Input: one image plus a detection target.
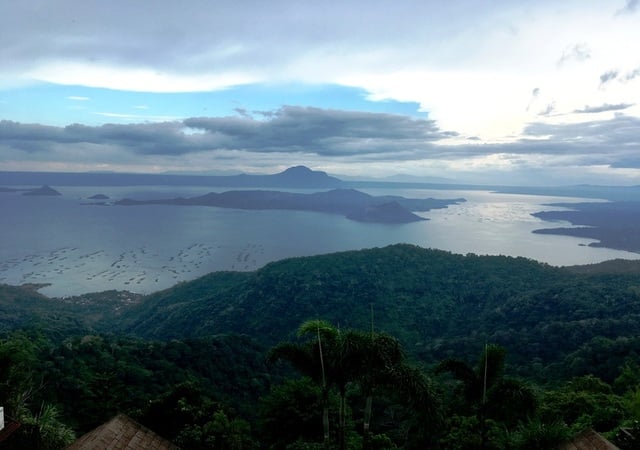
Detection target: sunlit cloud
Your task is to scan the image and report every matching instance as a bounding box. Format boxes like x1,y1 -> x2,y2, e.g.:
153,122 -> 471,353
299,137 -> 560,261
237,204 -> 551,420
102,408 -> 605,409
26,62 -> 261,93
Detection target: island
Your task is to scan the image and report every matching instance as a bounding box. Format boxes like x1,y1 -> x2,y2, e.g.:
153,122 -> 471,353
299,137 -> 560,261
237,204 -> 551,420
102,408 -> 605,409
82,193 -> 112,206
115,188 -> 465,224
532,201 -> 640,253
22,185 -> 62,196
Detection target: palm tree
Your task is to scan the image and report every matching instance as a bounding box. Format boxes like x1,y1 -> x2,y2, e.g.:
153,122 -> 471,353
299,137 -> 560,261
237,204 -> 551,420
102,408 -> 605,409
436,344 -> 536,449
292,320 -> 367,450
268,321 -> 329,445
269,320 -> 440,450
357,332 -> 431,447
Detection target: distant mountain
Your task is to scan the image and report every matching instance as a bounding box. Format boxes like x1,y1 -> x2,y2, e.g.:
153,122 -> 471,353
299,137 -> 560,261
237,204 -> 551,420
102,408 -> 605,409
115,188 -> 465,224
0,166 -> 344,189
225,165 -> 343,188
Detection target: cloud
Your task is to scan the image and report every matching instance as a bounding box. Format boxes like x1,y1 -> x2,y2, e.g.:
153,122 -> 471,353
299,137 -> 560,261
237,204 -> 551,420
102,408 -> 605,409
2,1 -> 640,183
522,115 -> 640,150
538,102 -> 556,116
92,112 -> 181,122
67,96 -> 90,101
182,106 -> 456,156
624,67 -> 640,81
0,0 -> 492,92
574,103 -> 634,114
598,67 -> 640,87
3,108 -> 640,179
526,88 -> 540,112
599,70 -> 620,87
0,107 -> 455,159
233,108 -> 252,118
557,43 -> 591,66
1,1 -> 639,150
617,0 -> 639,15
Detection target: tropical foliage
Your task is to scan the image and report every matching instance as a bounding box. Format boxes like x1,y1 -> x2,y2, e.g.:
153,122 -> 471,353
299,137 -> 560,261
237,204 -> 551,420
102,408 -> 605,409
0,244 -> 639,448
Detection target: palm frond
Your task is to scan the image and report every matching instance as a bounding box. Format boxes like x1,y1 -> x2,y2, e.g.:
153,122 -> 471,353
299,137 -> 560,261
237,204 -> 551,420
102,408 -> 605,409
297,319 -> 337,340
477,344 -> 506,390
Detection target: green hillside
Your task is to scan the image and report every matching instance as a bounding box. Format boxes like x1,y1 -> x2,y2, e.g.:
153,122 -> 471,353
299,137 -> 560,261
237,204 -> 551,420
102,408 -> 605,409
3,244 -> 640,383
112,244 -> 640,382
2,244 -> 640,448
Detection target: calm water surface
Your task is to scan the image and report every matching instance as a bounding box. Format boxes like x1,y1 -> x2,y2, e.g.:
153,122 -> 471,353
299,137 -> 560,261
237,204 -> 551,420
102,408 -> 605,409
1,186 -> 637,297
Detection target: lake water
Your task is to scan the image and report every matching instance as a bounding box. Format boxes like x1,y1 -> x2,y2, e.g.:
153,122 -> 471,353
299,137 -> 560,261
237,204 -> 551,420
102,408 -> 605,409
1,185 -> 637,297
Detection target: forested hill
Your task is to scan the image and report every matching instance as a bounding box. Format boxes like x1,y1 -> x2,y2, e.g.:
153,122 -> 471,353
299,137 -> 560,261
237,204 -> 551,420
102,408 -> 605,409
4,244 -> 640,447
2,244 -> 640,381
110,244 -> 640,382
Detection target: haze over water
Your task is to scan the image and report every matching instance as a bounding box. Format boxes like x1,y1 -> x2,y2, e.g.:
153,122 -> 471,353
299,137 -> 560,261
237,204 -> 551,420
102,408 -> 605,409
1,186 -> 637,297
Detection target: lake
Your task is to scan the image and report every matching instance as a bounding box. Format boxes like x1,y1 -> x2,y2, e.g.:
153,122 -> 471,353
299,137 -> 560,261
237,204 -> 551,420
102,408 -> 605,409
1,185 -> 637,297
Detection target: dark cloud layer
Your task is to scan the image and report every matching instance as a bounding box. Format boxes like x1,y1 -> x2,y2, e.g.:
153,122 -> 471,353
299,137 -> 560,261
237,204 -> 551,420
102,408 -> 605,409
2,107 -> 640,171
0,0 -> 487,83
0,121 -> 187,154
523,115 -> 640,151
0,107 -> 455,158
184,106 -> 456,155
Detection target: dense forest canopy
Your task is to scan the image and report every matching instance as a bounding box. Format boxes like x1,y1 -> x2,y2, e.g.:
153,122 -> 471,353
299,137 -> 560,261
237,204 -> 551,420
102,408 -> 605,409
1,244 -> 640,448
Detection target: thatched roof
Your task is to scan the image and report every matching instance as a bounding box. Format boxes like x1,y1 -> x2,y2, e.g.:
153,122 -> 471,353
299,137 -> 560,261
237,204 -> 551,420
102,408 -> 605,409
561,428 -> 620,450
65,414 -> 180,450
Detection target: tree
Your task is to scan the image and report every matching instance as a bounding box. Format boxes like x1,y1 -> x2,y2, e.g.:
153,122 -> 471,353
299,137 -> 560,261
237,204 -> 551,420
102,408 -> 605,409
7,403 -> 75,450
269,320 -> 439,449
259,377 -> 331,449
507,418 -> 571,450
539,375 -> 625,433
139,381 -> 256,449
268,320 -> 336,446
436,344 -> 536,449
0,334 -> 75,449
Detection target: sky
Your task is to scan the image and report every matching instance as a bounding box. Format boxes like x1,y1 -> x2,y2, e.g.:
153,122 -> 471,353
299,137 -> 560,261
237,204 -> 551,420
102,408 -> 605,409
1,0 -> 639,185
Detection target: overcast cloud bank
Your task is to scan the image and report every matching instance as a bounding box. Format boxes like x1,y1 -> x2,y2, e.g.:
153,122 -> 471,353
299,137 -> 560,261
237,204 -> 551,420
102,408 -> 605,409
1,0 -> 639,185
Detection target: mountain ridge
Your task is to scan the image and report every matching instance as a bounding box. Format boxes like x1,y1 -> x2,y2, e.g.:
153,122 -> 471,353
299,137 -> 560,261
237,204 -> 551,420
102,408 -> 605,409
0,166 -> 343,188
